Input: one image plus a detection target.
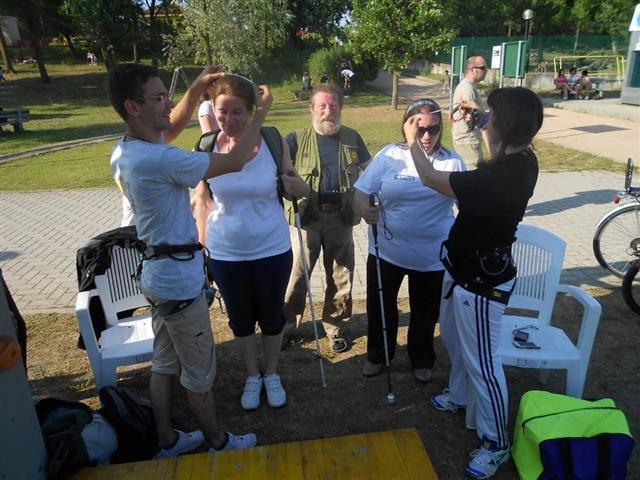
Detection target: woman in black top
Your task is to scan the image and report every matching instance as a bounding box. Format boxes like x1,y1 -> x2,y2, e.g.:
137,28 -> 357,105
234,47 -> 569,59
403,87 -> 544,480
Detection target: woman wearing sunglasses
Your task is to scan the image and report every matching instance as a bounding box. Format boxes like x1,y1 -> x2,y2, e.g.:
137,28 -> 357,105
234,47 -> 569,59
353,98 -> 467,383
404,87 -> 543,479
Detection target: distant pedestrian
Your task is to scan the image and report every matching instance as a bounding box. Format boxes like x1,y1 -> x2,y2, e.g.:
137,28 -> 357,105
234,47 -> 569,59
0,67 -> 6,82
443,70 -> 450,92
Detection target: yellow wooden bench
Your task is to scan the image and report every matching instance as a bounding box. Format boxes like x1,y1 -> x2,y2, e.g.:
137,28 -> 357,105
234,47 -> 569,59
73,428 -> 439,479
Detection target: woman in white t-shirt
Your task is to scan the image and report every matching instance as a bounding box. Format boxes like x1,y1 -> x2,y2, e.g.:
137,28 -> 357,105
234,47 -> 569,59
198,86 -> 219,133
194,75 -> 307,412
353,98 -> 467,383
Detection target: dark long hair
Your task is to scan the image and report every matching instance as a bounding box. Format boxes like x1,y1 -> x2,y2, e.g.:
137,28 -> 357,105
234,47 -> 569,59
486,87 -> 543,163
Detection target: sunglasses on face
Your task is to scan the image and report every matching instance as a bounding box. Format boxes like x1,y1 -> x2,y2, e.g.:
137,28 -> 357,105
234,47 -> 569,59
134,92 -> 169,104
418,124 -> 441,136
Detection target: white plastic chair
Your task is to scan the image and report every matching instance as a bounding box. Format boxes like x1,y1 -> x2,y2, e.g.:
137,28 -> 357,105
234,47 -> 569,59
76,245 -> 154,391
501,224 -> 602,398
465,225 -> 602,429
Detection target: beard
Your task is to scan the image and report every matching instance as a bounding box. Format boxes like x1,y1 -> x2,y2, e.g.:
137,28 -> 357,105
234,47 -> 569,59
313,114 -> 341,136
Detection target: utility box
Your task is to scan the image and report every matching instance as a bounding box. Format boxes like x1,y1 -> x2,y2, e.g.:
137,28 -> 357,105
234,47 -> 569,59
621,4 -> 640,106
0,278 -> 47,479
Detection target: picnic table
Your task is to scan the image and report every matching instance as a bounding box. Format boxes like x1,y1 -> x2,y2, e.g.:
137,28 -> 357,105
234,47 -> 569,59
0,109 -> 31,132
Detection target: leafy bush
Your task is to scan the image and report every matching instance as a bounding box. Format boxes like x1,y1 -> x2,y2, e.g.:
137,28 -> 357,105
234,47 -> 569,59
308,46 -> 380,92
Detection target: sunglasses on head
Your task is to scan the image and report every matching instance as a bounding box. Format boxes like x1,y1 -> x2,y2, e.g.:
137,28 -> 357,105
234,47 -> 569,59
418,124 -> 441,136
405,99 -> 439,117
474,65 -> 487,70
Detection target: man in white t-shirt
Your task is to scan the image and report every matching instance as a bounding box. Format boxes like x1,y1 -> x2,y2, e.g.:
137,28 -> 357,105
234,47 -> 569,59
107,63 -> 271,458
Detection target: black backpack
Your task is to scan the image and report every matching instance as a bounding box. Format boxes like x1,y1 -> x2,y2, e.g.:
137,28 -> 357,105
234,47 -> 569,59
98,386 -> 158,463
196,126 -> 285,205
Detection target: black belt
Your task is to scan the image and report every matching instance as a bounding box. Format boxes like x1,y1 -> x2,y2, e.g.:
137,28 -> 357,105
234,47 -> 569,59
143,243 -> 203,261
318,204 -> 341,213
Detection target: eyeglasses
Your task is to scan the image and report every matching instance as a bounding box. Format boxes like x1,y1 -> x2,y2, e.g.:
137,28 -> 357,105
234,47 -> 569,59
418,124 -> 441,136
474,65 -> 488,71
134,92 -> 169,104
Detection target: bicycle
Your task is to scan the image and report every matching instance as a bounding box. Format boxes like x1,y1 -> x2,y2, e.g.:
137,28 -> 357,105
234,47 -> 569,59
592,158 -> 640,278
622,245 -> 640,314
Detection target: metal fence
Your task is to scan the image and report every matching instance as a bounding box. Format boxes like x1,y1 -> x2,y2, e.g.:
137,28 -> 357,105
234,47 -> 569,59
452,34 -> 630,73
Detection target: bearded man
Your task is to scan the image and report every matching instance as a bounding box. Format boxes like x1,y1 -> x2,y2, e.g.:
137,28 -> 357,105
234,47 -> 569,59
280,82 -> 371,353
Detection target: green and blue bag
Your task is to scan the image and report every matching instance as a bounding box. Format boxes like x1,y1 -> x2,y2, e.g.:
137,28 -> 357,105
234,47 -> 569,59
512,390 -> 634,479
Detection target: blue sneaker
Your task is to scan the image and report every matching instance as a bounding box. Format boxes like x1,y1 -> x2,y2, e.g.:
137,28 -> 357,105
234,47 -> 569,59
465,436 -> 510,479
430,388 -> 465,413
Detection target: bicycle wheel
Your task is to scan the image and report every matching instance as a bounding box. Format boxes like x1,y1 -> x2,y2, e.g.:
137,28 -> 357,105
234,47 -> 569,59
593,204 -> 640,278
622,262 -> 640,315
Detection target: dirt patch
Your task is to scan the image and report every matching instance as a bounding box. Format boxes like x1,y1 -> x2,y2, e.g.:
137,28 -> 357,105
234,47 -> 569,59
26,287 -> 639,479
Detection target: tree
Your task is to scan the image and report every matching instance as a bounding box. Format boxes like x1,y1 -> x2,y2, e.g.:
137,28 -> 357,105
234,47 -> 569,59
179,0 -> 291,74
1,0 -> 52,82
65,0 -> 142,68
351,0 -> 456,109
285,0 -> 351,47
572,0 -> 597,55
595,0 -> 636,54
0,24 -> 15,73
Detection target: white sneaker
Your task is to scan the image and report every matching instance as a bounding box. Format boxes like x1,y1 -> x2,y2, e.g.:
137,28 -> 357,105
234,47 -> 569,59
209,432 -> 257,452
241,375 -> 263,410
263,373 -> 287,408
153,429 -> 205,459
466,436 -> 510,479
430,388 -> 465,413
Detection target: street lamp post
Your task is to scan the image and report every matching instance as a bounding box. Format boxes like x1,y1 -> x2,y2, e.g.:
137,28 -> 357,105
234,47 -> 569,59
523,9 -> 533,72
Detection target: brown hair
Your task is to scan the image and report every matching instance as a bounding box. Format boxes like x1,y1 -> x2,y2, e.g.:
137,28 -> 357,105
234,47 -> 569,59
210,75 -> 256,111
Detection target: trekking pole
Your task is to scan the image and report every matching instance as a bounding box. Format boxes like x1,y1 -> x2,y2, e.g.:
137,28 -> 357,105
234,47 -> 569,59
291,196 -> 327,388
369,193 -> 394,404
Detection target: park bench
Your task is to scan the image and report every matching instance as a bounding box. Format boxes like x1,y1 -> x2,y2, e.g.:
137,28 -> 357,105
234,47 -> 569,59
290,89 -> 310,101
0,109 -> 31,132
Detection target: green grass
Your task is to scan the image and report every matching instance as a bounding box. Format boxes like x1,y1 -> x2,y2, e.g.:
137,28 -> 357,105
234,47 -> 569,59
0,60 -> 625,191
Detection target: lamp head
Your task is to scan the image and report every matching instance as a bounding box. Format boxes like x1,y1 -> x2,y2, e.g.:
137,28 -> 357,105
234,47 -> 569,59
523,9 -> 533,20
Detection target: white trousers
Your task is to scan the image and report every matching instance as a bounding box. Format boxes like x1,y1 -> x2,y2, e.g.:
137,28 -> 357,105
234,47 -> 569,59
439,271 -> 514,448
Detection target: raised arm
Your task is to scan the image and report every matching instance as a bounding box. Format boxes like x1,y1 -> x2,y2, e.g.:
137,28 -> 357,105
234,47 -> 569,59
403,115 -> 456,198
166,66 -> 224,144
202,84 -> 273,180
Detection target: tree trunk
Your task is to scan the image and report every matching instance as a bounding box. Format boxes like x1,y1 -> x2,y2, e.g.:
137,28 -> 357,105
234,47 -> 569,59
202,32 -> 213,65
611,39 -> 618,56
392,71 -> 399,110
63,34 -> 79,60
0,26 -> 16,73
133,43 -> 139,63
32,41 -> 51,83
573,24 -> 580,56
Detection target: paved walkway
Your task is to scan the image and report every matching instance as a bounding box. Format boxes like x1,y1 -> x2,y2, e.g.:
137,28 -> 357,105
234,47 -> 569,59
1,72 -> 639,314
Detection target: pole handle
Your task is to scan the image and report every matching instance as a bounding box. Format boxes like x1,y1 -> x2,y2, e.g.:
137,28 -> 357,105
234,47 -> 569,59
291,196 -> 299,214
369,193 -> 378,238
